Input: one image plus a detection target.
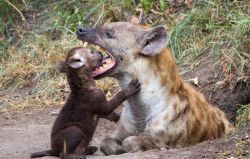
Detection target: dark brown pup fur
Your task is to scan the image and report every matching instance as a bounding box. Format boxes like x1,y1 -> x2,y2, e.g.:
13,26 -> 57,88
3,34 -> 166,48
31,47 -> 140,159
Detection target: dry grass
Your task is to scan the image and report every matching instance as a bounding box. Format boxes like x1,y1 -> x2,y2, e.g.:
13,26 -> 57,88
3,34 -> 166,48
1,0 -> 130,111
0,31 -> 119,110
0,33 -> 74,110
236,104 -> 250,127
167,1 -> 250,78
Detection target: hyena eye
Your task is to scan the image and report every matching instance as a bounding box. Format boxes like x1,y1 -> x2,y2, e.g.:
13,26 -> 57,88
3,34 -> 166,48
106,31 -> 114,39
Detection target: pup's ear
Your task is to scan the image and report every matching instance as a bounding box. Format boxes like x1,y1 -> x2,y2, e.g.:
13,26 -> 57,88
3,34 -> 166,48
55,61 -> 67,73
139,26 -> 167,56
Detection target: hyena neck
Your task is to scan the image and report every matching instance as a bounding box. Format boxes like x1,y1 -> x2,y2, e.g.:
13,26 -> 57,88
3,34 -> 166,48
150,48 -> 184,95
122,48 -> 183,96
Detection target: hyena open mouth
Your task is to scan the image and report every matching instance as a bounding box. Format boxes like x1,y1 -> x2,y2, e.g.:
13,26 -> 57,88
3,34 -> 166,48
82,42 -> 116,79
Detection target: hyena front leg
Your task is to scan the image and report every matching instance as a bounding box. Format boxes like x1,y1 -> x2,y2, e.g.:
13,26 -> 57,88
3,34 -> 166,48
121,132 -> 157,153
100,123 -> 131,155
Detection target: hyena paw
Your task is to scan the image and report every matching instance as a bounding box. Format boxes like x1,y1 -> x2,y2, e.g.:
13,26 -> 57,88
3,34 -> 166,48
100,137 -> 125,155
122,136 -> 142,153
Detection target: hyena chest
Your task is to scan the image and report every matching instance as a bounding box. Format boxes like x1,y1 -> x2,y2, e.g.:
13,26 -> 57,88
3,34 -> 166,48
122,81 -> 168,132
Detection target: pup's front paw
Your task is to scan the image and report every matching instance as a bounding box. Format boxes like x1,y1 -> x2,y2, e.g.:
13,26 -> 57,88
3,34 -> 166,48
125,79 -> 141,96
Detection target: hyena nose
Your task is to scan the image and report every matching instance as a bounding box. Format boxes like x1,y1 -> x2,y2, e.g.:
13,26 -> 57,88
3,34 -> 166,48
76,27 -> 90,36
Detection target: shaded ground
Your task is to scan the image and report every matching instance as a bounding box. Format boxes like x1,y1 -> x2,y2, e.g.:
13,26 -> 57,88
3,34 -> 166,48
0,106 -> 249,159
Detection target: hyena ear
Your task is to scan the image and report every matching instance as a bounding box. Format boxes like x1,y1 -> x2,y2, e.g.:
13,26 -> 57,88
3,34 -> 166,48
56,61 -> 67,73
139,26 -> 167,56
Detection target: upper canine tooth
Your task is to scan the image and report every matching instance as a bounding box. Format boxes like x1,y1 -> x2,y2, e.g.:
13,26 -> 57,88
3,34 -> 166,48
83,42 -> 88,47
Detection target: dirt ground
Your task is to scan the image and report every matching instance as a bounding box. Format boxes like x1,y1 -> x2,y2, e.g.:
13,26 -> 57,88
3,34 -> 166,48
0,106 -> 249,159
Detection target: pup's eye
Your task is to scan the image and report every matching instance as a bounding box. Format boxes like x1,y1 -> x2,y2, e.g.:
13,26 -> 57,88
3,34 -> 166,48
106,32 -> 114,39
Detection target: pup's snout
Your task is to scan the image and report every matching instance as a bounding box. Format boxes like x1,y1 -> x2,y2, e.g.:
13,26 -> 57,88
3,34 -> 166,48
68,57 -> 82,64
77,27 -> 91,36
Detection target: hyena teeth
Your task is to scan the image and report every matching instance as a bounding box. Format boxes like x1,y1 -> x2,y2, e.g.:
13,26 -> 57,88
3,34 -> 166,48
83,42 -> 88,48
95,46 -> 100,50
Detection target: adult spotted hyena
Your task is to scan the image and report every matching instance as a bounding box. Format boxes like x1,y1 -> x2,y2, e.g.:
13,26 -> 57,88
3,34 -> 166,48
76,22 -> 234,155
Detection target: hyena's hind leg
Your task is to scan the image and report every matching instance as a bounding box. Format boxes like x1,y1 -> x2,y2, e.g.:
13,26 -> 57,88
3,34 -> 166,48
100,124 -> 132,155
122,133 -> 157,153
100,137 -> 125,155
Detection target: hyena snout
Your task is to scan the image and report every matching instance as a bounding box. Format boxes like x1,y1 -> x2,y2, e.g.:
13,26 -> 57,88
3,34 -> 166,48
76,27 -> 92,36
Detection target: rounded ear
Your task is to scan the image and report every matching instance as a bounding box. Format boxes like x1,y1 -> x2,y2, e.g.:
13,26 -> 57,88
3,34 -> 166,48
55,61 -> 67,73
139,26 -> 167,56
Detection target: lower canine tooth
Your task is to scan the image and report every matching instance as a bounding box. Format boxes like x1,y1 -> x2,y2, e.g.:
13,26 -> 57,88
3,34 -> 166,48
106,59 -> 111,63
